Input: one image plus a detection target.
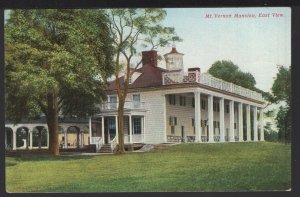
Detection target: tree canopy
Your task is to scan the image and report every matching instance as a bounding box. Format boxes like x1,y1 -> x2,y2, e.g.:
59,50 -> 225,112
5,9 -> 114,154
271,66 -> 291,143
208,60 -> 256,90
271,66 -> 291,106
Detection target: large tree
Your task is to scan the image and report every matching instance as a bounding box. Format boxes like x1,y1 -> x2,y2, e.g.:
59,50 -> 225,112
271,66 -> 291,143
5,10 -> 114,155
106,9 -> 181,154
208,60 -> 256,90
207,60 -> 275,104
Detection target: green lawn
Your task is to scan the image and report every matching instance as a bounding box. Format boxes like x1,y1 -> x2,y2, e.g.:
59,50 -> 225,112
6,142 -> 291,192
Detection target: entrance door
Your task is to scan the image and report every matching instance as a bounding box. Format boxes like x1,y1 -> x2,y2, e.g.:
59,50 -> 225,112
104,117 -> 116,144
104,118 -> 109,144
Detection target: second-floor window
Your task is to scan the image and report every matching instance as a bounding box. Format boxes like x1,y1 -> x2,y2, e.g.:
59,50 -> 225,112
133,94 -> 140,108
109,95 -> 117,109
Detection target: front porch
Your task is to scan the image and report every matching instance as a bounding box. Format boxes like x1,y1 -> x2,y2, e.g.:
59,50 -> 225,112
89,114 -> 146,152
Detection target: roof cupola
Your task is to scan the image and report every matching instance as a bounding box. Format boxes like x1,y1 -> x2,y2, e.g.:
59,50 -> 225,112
164,45 -> 184,71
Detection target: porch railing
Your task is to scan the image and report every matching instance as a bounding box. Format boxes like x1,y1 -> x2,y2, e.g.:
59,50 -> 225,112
124,135 -> 130,144
91,137 -> 103,151
162,70 -> 263,101
99,101 -> 145,111
124,134 -> 144,143
133,134 -> 143,143
110,136 -> 117,151
201,136 -> 208,142
214,135 -> 220,142
186,136 -> 195,143
167,135 -> 183,143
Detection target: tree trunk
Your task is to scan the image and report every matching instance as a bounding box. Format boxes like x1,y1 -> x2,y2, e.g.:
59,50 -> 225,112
47,92 -> 59,156
116,98 -> 125,154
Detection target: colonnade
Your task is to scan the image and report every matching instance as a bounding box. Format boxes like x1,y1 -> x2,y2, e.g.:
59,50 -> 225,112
5,125 -> 49,150
5,123 -> 89,150
194,91 -> 264,143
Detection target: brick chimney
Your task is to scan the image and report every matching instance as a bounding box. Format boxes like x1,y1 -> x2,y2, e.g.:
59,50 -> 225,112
188,67 -> 200,72
142,50 -> 157,67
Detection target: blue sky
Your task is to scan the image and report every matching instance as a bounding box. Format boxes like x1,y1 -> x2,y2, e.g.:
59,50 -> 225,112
157,7 -> 291,92
5,8 -> 291,92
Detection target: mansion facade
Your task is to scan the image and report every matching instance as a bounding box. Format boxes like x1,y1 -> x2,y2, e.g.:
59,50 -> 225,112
89,47 -> 265,151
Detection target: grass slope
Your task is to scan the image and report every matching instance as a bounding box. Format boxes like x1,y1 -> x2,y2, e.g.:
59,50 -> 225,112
5,142 -> 291,192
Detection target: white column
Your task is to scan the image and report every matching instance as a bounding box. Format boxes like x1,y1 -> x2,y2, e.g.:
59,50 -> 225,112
253,106 -> 258,141
29,128 -> 33,150
229,100 -> 235,142
101,116 -> 105,144
80,130 -> 83,147
219,98 -> 225,142
194,91 -> 201,142
246,105 -> 251,141
13,128 -> 17,150
129,115 -> 133,144
260,108 -> 264,141
208,95 -> 214,142
238,103 -> 244,142
115,115 -> 119,142
89,116 -> 92,144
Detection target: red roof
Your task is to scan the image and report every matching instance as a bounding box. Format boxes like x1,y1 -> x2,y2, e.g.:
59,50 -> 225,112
107,64 -> 168,91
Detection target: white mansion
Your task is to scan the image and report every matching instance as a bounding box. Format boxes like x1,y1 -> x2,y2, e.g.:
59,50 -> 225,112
5,47 -> 265,152
89,47 -> 265,151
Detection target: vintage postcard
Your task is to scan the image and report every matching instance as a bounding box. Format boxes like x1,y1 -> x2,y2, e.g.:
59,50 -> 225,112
4,7 -> 291,192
